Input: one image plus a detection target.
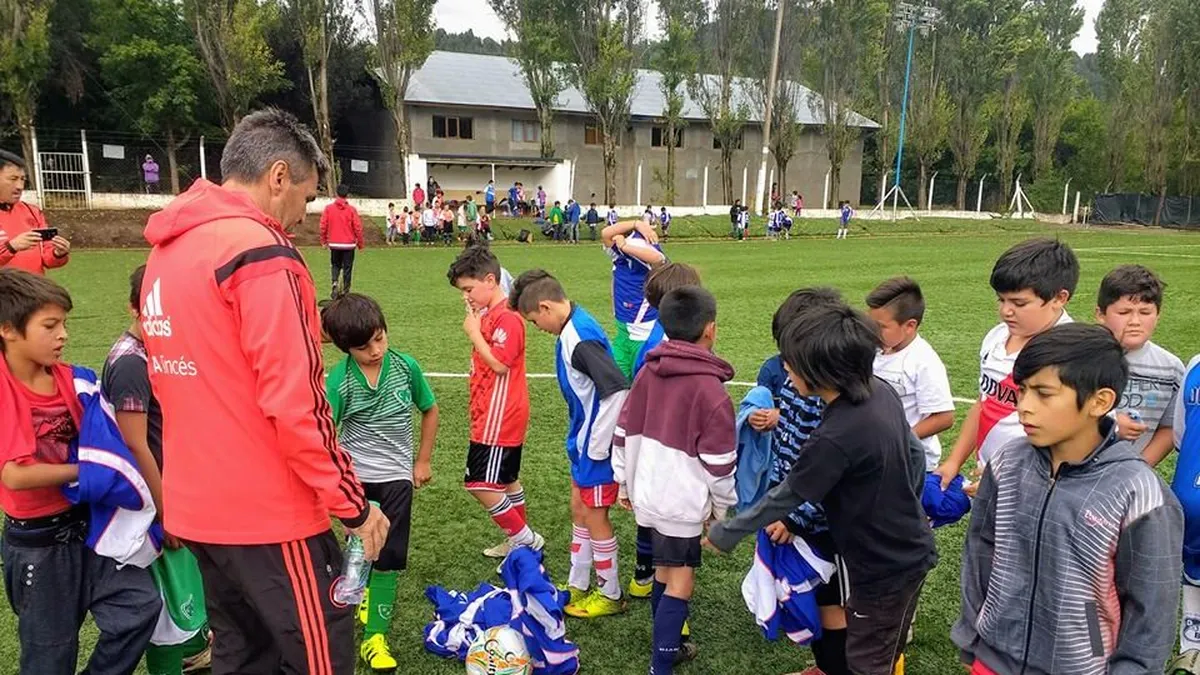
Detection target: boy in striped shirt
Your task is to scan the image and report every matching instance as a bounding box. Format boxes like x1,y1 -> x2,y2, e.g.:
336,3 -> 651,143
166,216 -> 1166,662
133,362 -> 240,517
511,270 -> 630,619
322,293 -> 440,673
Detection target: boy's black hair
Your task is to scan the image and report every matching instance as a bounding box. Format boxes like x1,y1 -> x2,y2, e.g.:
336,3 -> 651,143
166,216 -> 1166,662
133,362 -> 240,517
447,245 -> 501,286
336,184 -> 349,198
0,149 -> 24,171
590,202 -> 597,207
129,265 -> 147,311
778,304 -> 880,403
554,200 -> 561,206
321,293 -> 388,353
509,269 -> 567,314
609,203 -> 615,209
0,269 -> 73,350
644,262 -> 702,309
865,276 -> 925,325
1013,323 -> 1126,410
771,287 -> 843,344
658,286 -> 717,343
388,202 -> 395,208
1097,264 -> 1166,311
990,238 -> 1079,302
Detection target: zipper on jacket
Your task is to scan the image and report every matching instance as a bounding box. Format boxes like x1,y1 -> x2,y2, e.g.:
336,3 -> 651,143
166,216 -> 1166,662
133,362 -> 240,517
1019,473 -> 1058,675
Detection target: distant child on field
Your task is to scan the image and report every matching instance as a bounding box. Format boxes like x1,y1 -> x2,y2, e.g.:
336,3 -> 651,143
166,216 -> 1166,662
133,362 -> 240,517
836,201 -> 853,240
737,205 -> 750,241
793,191 -> 803,217
447,247 -> 540,558
400,206 -> 412,245
421,204 -> 438,246
1094,265 -> 1184,465
935,238 -> 1079,491
659,206 -> 672,239
866,277 -> 955,474
478,211 -> 493,240
0,269 -> 161,674
607,204 -> 619,229
511,270 -> 629,619
601,217 -> 667,379
586,203 -> 601,241
953,323 -> 1182,675
440,202 -> 455,246
708,303 -> 936,675
386,202 -> 399,245
322,293 -> 440,672
614,286 -> 737,675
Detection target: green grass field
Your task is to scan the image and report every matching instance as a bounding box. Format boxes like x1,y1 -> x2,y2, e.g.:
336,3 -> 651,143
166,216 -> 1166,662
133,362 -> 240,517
7,217 -> 1200,674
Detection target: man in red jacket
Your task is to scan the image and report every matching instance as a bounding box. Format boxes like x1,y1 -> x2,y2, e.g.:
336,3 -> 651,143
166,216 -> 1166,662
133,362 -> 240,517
0,149 -> 71,274
319,183 -> 364,299
141,108 -> 388,675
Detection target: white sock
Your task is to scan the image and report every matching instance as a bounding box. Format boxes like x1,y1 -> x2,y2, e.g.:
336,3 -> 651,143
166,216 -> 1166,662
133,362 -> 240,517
593,536 -> 621,600
510,525 -> 535,547
569,525 -> 592,591
1182,584 -> 1200,652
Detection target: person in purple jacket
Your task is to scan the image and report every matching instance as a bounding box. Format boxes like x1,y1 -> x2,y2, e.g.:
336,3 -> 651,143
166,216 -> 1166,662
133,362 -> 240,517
143,155 -> 160,194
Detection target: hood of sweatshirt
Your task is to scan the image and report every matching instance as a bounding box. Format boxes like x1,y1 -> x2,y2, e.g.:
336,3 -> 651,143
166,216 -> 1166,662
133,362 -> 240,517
644,340 -> 735,382
144,179 -> 281,246
1034,416 -> 1142,475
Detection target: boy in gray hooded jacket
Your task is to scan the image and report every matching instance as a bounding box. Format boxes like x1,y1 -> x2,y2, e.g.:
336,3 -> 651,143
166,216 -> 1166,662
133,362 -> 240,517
953,323 -> 1183,675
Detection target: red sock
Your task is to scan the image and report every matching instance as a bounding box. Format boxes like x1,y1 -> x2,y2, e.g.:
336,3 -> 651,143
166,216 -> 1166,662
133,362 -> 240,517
509,489 -> 527,522
487,495 -> 526,536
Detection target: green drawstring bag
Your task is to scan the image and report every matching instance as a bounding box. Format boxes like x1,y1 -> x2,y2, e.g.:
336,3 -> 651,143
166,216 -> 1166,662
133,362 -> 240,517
150,547 -> 208,633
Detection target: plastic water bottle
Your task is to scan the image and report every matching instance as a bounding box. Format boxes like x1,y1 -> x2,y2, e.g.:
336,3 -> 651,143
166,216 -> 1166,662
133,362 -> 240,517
332,509 -> 375,606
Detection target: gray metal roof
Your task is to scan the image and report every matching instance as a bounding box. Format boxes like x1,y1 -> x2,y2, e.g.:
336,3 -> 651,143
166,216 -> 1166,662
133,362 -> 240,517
404,51 -> 879,129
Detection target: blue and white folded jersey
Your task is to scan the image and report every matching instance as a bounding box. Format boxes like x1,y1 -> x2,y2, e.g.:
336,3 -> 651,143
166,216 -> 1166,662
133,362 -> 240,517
556,305 -> 628,488
607,232 -> 664,331
62,366 -> 162,568
742,529 -> 836,645
1173,355 -> 1200,583
424,547 -> 580,674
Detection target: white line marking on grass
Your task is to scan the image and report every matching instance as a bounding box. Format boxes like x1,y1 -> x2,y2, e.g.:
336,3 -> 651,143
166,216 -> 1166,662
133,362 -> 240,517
1068,248 -> 1200,259
424,372 -> 976,405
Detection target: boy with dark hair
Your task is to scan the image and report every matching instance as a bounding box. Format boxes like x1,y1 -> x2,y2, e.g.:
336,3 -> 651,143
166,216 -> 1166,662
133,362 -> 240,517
601,217 -> 667,379
386,202 -> 398,245
549,201 -> 566,241
510,270 -> 629,618
836,201 -> 853,240
586,202 -> 601,240
866,277 -> 955,473
936,238 -> 1079,489
0,148 -> 72,274
659,206 -> 672,239
321,293 -> 439,672
630,262 -> 703,380
615,285 -> 736,675
1094,264 -> 1184,465
709,303 -> 936,675
320,183 -> 364,298
0,268 -> 161,674
447,247 -> 540,558
103,265 -> 213,675
953,323 -> 1182,675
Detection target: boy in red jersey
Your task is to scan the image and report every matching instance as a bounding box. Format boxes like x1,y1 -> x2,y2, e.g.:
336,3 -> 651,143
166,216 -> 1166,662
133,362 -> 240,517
448,246 -> 541,558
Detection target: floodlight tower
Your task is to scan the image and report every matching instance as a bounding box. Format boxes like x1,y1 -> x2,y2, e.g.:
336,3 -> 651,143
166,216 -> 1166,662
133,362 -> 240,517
874,1 -> 939,220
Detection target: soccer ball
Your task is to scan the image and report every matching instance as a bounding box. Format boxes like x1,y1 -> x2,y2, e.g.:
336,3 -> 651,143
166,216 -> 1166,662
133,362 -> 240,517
465,626 -> 532,675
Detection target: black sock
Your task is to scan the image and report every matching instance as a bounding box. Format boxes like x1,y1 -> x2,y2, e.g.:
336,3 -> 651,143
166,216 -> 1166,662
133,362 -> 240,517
811,628 -> 848,675
636,526 -> 654,582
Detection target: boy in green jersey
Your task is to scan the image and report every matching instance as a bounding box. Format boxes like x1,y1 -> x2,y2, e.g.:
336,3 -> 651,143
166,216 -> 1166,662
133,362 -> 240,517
322,293 -> 440,673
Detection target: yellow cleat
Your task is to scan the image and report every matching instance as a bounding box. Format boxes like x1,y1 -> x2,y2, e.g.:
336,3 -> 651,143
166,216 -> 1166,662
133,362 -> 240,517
357,589 -> 369,626
360,633 -> 398,673
627,577 -> 653,599
560,585 -> 590,606
564,590 -> 626,619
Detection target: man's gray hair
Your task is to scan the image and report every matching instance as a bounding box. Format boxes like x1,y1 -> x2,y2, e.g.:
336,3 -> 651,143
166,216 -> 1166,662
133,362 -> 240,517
220,108 -> 329,184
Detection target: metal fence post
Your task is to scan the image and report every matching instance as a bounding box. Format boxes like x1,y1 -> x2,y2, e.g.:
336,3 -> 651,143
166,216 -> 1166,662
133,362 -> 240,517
31,127 -> 44,206
80,129 -> 94,209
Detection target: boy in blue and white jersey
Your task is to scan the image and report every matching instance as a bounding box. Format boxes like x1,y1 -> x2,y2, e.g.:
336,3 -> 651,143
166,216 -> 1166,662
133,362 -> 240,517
837,201 -> 853,240
1172,359 -> 1200,666
511,270 -> 629,620
601,218 -> 666,380
659,206 -> 672,239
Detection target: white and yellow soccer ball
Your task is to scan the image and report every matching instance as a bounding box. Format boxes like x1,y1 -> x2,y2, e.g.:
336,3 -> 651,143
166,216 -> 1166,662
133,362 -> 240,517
464,626 -> 532,675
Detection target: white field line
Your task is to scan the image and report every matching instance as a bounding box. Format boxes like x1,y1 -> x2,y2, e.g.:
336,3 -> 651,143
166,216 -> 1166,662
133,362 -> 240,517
423,372 -> 976,405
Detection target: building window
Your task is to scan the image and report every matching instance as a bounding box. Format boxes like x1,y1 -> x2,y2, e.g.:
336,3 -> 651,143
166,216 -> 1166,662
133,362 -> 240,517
651,127 -> 684,148
584,125 -> 620,146
712,130 -> 744,150
511,120 -> 540,143
433,115 -> 473,140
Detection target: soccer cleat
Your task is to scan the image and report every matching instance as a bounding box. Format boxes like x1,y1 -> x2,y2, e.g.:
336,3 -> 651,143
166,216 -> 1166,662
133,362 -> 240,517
1171,650 -> 1200,675
676,638 -> 698,664
560,585 -> 590,606
495,532 -> 545,575
181,632 -> 213,673
627,576 -> 654,599
360,633 -> 398,673
483,539 -> 512,559
357,588 -> 370,626
564,590 -> 626,619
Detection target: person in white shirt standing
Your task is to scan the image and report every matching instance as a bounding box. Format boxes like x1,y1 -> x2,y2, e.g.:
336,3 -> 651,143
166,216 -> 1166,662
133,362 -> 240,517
865,277 -> 956,473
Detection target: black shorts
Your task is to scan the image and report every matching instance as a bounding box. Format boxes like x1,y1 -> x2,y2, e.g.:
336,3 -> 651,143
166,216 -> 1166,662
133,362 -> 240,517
362,480 -> 413,572
845,571 -> 927,674
808,530 -> 848,607
651,529 -> 702,568
464,443 -> 523,491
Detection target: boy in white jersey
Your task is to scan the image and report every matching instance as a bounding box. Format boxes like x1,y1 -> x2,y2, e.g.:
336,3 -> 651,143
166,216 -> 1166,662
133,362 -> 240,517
934,238 -> 1079,490
1097,265 -> 1184,466
866,277 -> 955,472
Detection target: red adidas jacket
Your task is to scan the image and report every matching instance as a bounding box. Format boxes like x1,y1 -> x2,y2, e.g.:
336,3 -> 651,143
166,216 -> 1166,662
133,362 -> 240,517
319,198 -> 364,250
0,201 -> 69,274
143,179 -> 368,545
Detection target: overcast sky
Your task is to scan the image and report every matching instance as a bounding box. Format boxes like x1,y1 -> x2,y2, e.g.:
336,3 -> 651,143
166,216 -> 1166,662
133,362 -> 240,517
434,0 -> 1106,55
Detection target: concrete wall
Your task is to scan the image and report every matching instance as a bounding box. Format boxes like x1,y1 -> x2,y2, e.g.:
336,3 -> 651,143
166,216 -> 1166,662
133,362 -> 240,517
406,104 -> 866,208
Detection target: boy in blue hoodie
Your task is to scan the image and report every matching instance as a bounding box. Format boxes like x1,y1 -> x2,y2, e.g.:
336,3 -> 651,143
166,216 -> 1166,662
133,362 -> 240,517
511,270 -> 629,619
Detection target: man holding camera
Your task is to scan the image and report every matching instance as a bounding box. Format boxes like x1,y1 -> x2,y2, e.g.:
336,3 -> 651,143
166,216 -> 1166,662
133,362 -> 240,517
0,149 -> 71,274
